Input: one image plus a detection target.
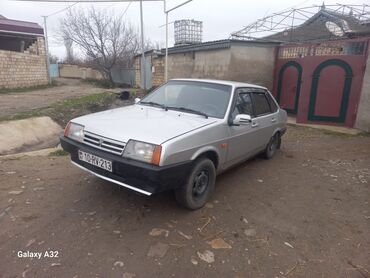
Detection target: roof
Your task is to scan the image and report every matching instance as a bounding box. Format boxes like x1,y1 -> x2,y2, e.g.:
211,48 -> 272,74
0,15 -> 44,36
264,7 -> 370,42
170,78 -> 267,89
135,39 -> 279,57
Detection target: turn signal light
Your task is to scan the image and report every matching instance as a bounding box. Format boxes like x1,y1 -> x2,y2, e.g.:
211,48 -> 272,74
151,145 -> 162,166
64,122 -> 71,137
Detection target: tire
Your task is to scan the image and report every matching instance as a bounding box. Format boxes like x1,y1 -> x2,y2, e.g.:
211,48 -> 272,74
263,133 -> 280,159
175,158 -> 216,210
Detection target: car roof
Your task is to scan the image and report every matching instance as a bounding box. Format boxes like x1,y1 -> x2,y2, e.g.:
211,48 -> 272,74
169,78 -> 267,90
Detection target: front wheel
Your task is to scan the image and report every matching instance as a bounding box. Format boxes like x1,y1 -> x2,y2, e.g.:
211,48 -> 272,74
175,158 -> 216,210
263,133 -> 280,159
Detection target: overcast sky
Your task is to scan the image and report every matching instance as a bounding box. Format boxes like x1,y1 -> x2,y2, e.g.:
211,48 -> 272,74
0,0 -> 366,58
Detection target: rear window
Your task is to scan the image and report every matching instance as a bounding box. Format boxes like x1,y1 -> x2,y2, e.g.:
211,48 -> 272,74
266,92 -> 279,112
252,93 -> 271,116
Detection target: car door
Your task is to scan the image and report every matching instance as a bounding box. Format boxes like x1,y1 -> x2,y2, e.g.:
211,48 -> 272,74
226,88 -> 260,167
249,90 -> 276,150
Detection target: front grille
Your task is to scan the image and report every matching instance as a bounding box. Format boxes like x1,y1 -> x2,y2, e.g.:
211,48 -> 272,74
83,131 -> 126,155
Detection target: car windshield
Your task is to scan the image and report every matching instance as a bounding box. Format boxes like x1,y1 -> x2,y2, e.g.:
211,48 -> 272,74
139,81 -> 232,119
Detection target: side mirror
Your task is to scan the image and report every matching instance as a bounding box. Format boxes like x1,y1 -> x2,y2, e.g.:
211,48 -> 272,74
134,98 -> 141,104
233,114 -> 252,125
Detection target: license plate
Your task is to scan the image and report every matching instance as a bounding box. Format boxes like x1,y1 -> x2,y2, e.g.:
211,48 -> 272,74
78,150 -> 112,172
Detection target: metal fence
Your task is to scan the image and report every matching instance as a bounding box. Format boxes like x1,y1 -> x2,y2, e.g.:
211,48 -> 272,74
111,67 -> 135,87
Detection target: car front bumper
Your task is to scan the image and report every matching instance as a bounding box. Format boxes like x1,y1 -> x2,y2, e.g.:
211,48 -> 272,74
60,136 -> 193,195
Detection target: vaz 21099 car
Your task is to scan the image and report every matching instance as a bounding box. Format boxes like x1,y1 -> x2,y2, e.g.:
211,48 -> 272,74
61,79 -> 287,209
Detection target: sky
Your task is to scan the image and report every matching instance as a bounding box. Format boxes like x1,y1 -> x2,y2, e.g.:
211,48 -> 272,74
0,0 -> 367,59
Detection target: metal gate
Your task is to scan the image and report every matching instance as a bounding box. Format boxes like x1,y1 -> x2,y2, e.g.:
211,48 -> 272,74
49,63 -> 59,78
272,38 -> 368,127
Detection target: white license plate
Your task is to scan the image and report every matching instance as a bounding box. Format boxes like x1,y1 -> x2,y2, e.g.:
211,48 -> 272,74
78,150 -> 112,172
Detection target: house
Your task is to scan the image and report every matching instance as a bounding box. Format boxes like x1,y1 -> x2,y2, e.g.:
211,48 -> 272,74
0,15 -> 48,89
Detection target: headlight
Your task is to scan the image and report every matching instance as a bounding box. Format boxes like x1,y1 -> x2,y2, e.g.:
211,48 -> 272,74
64,122 -> 84,142
123,140 -> 162,165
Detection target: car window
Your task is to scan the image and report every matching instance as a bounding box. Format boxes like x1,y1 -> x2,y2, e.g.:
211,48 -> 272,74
252,92 -> 271,116
141,81 -> 232,119
231,92 -> 253,119
266,92 -> 278,113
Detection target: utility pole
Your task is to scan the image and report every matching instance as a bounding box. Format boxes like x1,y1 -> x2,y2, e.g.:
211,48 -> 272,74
140,0 -> 146,89
163,0 -> 193,82
42,15 -> 52,84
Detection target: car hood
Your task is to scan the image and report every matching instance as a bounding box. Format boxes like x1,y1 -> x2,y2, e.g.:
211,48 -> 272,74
72,104 -> 219,144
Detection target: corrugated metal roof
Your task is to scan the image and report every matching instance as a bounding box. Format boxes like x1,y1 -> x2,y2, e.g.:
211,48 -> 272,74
0,15 -> 43,36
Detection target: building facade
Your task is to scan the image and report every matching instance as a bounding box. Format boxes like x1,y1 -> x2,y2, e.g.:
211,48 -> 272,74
0,15 -> 48,89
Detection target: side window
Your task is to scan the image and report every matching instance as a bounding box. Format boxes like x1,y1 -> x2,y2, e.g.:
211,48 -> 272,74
252,92 -> 271,116
266,91 -> 278,113
231,92 -> 253,119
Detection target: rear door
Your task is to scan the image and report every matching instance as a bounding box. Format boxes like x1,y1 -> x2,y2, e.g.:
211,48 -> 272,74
250,89 -> 277,150
226,88 -> 258,167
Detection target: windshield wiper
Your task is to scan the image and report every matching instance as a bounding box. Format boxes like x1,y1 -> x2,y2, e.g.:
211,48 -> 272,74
166,106 -> 209,118
139,101 -> 168,110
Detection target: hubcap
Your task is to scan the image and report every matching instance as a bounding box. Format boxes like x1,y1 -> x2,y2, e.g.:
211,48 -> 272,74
192,170 -> 209,198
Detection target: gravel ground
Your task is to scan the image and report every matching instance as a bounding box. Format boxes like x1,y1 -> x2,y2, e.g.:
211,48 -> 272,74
0,126 -> 369,278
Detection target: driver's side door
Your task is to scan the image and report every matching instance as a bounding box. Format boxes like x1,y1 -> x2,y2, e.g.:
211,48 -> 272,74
226,88 -> 260,167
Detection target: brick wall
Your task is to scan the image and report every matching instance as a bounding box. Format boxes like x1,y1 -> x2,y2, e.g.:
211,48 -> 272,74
135,55 -> 165,88
134,57 -> 141,87
0,37 -> 48,89
152,57 -> 164,87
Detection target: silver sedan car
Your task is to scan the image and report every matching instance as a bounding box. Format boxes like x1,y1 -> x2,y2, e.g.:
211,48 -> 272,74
61,79 -> 287,209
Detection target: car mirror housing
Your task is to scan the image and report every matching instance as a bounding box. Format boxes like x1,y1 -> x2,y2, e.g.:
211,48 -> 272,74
233,114 -> 252,125
135,98 -> 141,104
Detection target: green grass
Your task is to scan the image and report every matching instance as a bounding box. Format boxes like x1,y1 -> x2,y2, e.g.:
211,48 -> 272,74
49,149 -> 69,156
0,82 -> 57,94
56,92 -> 112,108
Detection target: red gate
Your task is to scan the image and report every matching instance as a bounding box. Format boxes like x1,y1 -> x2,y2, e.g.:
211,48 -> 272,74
272,38 -> 369,127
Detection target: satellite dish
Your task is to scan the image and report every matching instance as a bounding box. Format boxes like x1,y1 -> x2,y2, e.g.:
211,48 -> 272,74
325,21 -> 344,36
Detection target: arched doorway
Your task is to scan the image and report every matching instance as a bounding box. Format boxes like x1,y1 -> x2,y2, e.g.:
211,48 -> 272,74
276,61 -> 302,114
308,59 -> 353,123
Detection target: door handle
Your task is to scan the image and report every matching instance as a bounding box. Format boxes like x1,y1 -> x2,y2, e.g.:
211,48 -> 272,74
271,118 -> 277,123
252,122 -> 259,128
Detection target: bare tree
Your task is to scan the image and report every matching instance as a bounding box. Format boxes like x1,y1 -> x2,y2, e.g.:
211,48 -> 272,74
63,35 -> 74,63
60,7 -> 139,85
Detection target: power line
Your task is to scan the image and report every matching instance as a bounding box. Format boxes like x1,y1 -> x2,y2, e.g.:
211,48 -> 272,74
46,2 -> 78,17
119,1 -> 132,19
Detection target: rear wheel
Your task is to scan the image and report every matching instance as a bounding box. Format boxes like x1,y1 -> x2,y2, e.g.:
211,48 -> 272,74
175,158 -> 216,210
263,133 -> 280,159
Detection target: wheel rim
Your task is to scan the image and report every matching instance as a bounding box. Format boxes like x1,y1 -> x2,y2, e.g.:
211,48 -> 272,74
269,135 -> 278,154
192,170 -> 209,199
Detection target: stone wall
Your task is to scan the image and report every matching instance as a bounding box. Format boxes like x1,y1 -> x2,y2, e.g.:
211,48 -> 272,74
152,57 -> 165,87
134,57 -> 141,87
0,37 -> 48,89
355,51 -> 370,132
229,44 -> 277,89
59,64 -> 102,80
134,43 -> 278,90
135,55 -> 165,88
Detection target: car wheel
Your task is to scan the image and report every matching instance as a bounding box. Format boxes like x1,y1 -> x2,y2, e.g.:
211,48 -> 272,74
175,158 -> 216,210
264,133 -> 280,159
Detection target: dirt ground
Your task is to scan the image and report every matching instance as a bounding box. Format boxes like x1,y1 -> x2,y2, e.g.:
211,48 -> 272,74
0,79 -> 117,118
0,126 -> 369,278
